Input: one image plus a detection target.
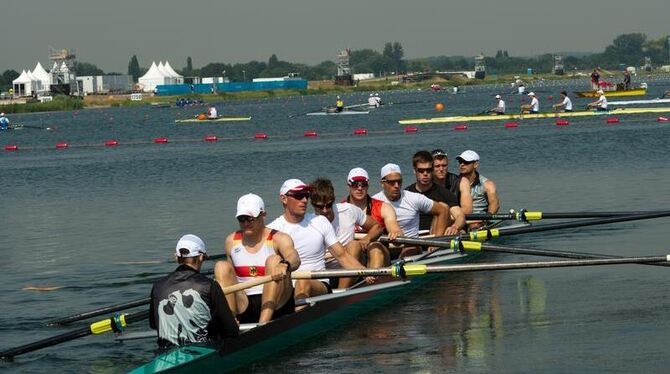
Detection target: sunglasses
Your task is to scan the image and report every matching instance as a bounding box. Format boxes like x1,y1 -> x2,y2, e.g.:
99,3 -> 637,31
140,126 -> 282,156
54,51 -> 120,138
458,159 -> 476,165
312,201 -> 334,210
286,191 -> 310,200
415,167 -> 433,174
382,179 -> 403,186
237,215 -> 258,223
349,181 -> 368,189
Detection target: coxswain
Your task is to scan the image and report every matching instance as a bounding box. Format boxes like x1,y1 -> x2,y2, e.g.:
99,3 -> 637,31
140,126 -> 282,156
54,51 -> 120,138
587,89 -> 608,111
267,179 -> 372,303
405,151 -> 466,235
372,163 -> 449,257
335,96 -> 344,112
149,234 -> 239,349
214,194 -> 300,324
310,178 -> 389,288
520,92 -> 539,114
207,106 -> 218,119
552,91 -> 573,112
0,113 -> 9,130
488,95 -> 505,114
456,150 -> 500,230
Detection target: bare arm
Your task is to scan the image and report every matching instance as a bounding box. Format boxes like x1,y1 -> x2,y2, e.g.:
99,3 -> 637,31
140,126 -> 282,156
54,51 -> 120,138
273,232 -> 301,271
459,177 -> 473,215
429,201 -> 448,236
381,202 -> 403,240
484,180 -> 500,214
328,241 -> 366,269
358,216 -> 383,247
448,205 -> 466,232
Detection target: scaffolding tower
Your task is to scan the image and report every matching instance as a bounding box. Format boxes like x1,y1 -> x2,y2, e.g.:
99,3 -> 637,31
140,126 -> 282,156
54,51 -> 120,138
335,48 -> 354,86
553,55 -> 565,75
474,54 -> 486,79
49,46 -> 80,96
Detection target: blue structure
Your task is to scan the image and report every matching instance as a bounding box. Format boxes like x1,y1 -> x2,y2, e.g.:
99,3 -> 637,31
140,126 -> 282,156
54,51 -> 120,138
155,79 -> 308,96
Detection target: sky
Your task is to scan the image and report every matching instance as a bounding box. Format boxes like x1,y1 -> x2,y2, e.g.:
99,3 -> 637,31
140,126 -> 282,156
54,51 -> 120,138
1,0 -> 668,73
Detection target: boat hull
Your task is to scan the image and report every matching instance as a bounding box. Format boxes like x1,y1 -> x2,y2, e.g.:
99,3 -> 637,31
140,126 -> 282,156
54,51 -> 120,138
574,88 -> 646,98
398,107 -> 670,125
306,110 -> 369,116
174,116 -> 251,123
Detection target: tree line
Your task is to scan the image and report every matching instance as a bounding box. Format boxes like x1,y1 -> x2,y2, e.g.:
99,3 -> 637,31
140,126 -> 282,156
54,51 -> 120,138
1,33 -> 668,91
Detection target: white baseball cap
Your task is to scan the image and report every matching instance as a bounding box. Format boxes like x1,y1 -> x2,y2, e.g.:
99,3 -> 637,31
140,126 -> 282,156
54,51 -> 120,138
381,163 -> 402,179
456,150 -> 480,162
279,178 -> 310,195
0,113 -> 5,116
495,95 -> 501,99
236,193 -> 265,218
347,167 -> 369,183
528,92 -> 535,96
175,234 -> 207,258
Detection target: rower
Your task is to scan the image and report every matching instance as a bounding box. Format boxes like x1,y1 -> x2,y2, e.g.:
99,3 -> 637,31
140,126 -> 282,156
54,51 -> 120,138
335,96 -> 344,112
520,92 -> 539,114
488,95 -> 505,115
149,234 -> 239,349
214,194 -> 300,324
552,91 -> 573,112
374,93 -> 382,106
456,150 -> 500,230
431,149 -> 473,213
367,93 -> 378,108
372,163 -> 449,257
587,90 -> 608,111
0,113 -> 9,130
405,150 -> 465,235
207,106 -> 218,119
267,179 -> 371,303
310,178 -> 389,288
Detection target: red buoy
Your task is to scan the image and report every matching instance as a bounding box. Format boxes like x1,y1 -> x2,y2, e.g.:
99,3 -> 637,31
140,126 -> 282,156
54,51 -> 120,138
353,128 -> 367,135
104,140 -> 119,147
606,117 -> 620,124
254,132 -> 268,139
555,119 -> 570,126
404,126 -> 419,133
657,116 -> 669,122
203,135 -> 218,142
454,124 -> 468,131
56,142 -> 69,149
4,144 -> 18,151
153,137 -> 169,144
504,122 -> 518,128
547,96 -> 553,100
304,130 -> 318,137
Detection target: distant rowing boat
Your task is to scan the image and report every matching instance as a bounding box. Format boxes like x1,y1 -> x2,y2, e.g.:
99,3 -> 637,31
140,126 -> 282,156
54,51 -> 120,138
574,88 -> 646,98
306,110 -> 370,116
608,98 -> 670,106
398,107 -> 670,125
174,116 -> 252,123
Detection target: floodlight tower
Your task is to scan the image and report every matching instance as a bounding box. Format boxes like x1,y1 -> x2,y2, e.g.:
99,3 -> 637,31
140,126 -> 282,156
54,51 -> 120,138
49,46 -> 80,96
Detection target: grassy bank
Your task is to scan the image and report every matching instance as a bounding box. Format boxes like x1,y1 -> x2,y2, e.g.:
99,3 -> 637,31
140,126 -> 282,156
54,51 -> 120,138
0,96 -> 84,114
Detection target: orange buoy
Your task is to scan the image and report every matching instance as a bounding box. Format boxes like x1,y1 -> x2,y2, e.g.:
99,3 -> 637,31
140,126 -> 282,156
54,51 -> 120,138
153,137 -> 169,144
657,116 -> 669,122
555,119 -> 570,126
4,144 -> 18,151
606,117 -> 620,124
434,103 -> 444,112
454,124 -> 468,131
353,128 -> 367,135
104,140 -> 119,147
197,113 -> 207,120
304,130 -> 318,137
254,132 -> 268,139
56,142 -> 69,149
203,135 -> 218,142
404,126 -> 419,133
504,122 -> 518,128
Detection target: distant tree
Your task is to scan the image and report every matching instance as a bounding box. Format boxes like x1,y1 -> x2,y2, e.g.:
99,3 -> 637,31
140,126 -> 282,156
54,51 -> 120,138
643,35 -> 670,65
603,33 -> 647,65
268,54 -> 279,68
183,56 -> 193,76
128,55 -> 140,82
391,42 -> 405,72
2,69 -> 19,84
74,62 -> 104,76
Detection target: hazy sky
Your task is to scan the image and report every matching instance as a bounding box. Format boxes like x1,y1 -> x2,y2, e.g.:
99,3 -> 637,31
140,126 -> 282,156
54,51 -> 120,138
1,0 -> 667,73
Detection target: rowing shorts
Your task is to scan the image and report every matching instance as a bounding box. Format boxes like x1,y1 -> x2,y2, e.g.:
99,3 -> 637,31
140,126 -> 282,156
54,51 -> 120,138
237,291 -> 296,323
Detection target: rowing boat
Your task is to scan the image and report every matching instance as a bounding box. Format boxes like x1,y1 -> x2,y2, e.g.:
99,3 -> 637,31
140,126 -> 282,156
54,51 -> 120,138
398,107 -> 670,125
174,116 -> 252,123
129,222 -> 527,373
306,110 -> 370,116
608,98 -> 670,106
574,88 -> 646,98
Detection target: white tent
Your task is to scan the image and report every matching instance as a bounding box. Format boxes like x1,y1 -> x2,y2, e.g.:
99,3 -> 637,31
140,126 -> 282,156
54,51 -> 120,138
32,62 -> 52,91
164,61 -> 184,84
157,62 -> 174,85
138,61 -> 168,92
12,70 -> 34,96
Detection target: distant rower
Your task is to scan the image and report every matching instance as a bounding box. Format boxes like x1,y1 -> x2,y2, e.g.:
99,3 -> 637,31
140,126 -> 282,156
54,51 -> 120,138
207,106 -> 218,119
335,96 -> 344,112
552,91 -> 573,112
587,90 -> 608,111
521,92 -> 539,114
488,95 -> 505,115
0,113 -> 9,130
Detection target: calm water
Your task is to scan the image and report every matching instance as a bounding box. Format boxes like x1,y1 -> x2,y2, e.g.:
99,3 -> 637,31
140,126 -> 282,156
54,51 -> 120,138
2,82 -> 670,373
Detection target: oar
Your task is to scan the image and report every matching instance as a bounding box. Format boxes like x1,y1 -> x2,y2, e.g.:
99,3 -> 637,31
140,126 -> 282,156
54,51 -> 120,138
383,211 -> 670,245
46,274 -> 272,326
10,124 -> 55,131
465,209 -> 670,222
2,277 -> 275,360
